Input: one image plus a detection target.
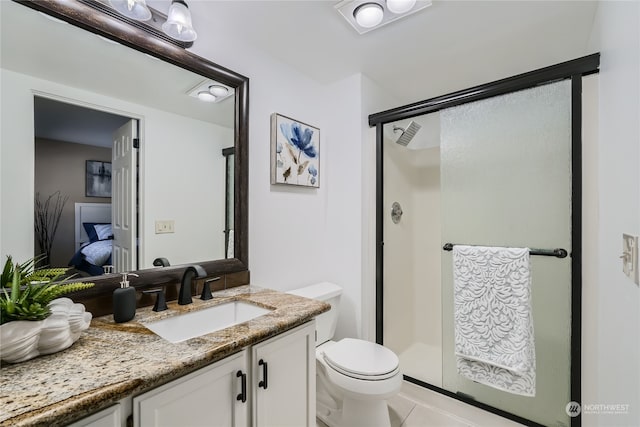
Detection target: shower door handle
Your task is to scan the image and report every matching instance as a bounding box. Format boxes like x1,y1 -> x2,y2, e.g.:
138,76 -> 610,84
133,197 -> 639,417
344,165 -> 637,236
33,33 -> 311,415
258,359 -> 268,389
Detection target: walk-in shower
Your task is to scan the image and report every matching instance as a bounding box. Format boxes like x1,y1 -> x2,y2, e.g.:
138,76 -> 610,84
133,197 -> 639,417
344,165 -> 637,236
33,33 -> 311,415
371,54 -> 600,427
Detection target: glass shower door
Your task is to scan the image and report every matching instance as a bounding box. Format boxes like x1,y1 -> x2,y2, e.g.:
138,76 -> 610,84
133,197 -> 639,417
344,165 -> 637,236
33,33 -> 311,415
440,80 -> 572,426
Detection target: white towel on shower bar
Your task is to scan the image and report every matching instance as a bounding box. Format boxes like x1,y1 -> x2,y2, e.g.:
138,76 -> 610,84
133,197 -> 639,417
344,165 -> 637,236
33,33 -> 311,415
452,245 -> 536,397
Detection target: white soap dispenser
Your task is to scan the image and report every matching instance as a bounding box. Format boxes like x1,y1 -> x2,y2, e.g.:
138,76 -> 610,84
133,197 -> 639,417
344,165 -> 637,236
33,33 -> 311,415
113,273 -> 139,323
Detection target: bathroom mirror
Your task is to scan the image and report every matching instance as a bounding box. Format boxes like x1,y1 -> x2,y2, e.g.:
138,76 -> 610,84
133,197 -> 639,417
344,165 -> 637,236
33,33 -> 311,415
0,1 -> 248,285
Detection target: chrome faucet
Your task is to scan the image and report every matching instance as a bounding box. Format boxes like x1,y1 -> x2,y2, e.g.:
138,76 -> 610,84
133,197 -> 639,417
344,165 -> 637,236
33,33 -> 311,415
178,265 -> 207,305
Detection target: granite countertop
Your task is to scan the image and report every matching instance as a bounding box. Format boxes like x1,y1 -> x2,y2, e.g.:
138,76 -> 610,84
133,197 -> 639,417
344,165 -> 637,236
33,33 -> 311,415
0,285 -> 329,427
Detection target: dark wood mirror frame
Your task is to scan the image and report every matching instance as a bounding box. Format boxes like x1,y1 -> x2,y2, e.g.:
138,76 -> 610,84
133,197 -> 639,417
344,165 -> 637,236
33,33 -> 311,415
14,0 -> 249,311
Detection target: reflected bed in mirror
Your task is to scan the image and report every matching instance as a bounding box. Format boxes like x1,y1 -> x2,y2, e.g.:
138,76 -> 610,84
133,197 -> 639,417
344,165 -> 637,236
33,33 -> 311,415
0,0 -> 248,292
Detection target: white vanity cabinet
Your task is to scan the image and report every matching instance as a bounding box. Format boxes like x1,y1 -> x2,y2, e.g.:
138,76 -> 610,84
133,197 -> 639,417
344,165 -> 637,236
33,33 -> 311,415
131,321 -> 315,427
133,349 -> 249,427
252,321 -> 316,427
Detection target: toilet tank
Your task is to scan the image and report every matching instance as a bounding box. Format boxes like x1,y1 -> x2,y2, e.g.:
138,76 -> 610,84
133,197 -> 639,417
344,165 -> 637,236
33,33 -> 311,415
287,282 -> 342,345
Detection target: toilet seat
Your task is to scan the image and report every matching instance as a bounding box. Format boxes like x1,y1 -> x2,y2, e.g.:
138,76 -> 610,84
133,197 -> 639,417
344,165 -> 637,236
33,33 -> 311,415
322,338 -> 399,381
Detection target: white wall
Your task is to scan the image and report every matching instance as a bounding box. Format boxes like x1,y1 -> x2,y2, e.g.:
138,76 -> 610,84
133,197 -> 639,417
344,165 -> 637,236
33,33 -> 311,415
0,69 -> 229,269
581,74 -> 600,423
189,23 -> 399,340
323,74 -> 363,339
586,1 -> 640,426
143,112 -> 230,266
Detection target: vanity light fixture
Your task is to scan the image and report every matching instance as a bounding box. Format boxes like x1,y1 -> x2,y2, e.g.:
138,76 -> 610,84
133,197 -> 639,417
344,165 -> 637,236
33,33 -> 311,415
336,0 -> 431,35
101,0 -> 197,46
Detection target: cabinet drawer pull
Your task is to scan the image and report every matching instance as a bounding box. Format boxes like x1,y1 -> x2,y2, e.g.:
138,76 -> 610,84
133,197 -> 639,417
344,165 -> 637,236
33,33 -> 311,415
258,359 -> 268,389
236,370 -> 247,403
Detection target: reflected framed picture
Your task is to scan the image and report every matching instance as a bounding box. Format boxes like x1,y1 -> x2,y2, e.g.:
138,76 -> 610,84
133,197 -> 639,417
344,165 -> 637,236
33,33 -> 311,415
270,113 -> 320,188
86,160 -> 112,198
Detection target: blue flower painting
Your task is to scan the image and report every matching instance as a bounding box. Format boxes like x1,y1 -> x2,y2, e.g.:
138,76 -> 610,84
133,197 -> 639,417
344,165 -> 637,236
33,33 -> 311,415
271,113 -> 320,187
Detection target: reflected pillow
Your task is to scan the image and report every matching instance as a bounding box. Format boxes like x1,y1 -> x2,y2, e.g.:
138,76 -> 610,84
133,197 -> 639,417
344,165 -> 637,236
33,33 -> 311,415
83,222 -> 112,242
81,240 -> 112,266
93,223 -> 112,241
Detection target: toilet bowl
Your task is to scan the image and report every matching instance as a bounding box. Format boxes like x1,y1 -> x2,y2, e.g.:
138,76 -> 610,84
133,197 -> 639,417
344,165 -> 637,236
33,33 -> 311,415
288,283 -> 402,427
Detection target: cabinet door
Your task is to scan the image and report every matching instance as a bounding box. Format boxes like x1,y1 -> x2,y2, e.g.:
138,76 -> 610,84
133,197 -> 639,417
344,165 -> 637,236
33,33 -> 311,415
252,321 -> 316,427
134,350 -> 249,427
68,404 -> 122,427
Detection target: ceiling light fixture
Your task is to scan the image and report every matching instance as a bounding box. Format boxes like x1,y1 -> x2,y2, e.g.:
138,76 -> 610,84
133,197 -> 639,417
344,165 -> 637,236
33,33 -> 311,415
353,3 -> 384,28
102,0 -> 196,47
188,81 -> 234,103
336,0 -> 431,35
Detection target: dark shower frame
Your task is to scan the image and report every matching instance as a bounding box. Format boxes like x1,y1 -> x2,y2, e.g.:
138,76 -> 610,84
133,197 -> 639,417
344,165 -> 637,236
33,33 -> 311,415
369,53 -> 600,427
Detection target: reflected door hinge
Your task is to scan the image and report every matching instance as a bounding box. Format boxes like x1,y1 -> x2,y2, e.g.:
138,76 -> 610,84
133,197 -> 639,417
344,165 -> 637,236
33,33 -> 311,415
133,138 -> 140,149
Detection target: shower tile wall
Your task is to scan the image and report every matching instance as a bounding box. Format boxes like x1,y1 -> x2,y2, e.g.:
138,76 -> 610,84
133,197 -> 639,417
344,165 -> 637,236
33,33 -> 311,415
383,134 -> 442,387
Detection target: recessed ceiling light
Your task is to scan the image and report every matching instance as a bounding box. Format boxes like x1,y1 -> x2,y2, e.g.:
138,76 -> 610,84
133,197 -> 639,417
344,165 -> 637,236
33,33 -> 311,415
188,80 -> 234,103
336,0 -> 432,35
353,3 -> 384,28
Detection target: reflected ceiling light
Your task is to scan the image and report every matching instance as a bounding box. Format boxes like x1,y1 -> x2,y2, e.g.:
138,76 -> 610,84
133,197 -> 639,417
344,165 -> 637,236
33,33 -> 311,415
162,0 -> 197,42
188,80 -> 234,103
353,3 -> 384,28
336,0 -> 431,34
386,0 -> 416,14
109,0 -> 152,21
208,85 -> 230,97
197,91 -> 217,102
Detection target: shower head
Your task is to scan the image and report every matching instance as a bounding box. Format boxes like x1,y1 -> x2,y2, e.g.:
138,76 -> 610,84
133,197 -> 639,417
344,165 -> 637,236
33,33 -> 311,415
393,121 -> 421,146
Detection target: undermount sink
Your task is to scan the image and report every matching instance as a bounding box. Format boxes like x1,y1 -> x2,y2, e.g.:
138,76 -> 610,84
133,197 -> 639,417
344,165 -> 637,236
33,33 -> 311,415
143,301 -> 273,343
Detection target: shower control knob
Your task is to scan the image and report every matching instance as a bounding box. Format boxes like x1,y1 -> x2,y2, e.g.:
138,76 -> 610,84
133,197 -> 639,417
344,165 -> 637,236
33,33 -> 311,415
391,202 -> 403,224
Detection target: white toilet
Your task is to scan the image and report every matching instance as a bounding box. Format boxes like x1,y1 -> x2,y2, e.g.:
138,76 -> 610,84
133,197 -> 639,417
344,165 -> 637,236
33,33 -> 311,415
288,282 -> 402,427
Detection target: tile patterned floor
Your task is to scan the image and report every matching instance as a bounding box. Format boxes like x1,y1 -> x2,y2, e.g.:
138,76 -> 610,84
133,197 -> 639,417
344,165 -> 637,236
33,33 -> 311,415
316,381 -> 522,427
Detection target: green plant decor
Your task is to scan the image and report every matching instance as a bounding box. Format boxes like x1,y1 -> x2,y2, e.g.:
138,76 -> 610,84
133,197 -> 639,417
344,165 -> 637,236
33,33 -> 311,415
0,255 -> 94,325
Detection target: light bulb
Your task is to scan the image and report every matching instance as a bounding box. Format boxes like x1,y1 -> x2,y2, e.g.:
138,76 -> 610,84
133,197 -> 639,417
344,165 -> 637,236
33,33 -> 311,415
353,2 -> 384,28
197,91 -> 216,102
386,0 -> 416,14
208,85 -> 229,97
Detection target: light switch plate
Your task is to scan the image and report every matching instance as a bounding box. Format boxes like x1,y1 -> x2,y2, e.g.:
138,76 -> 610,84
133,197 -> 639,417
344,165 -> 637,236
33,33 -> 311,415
622,233 -> 639,284
155,220 -> 175,234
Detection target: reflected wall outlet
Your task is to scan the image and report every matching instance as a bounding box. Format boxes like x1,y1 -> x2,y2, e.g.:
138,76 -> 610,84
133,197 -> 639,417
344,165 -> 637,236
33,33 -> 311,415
155,220 -> 175,234
621,234 -> 639,285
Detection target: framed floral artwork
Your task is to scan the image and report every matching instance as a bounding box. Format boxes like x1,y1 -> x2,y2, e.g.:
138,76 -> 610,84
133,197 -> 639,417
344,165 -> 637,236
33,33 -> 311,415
271,113 -> 319,188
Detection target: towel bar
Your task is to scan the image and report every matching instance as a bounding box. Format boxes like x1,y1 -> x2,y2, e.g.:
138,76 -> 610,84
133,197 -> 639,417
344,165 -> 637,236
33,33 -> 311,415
442,243 -> 568,258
